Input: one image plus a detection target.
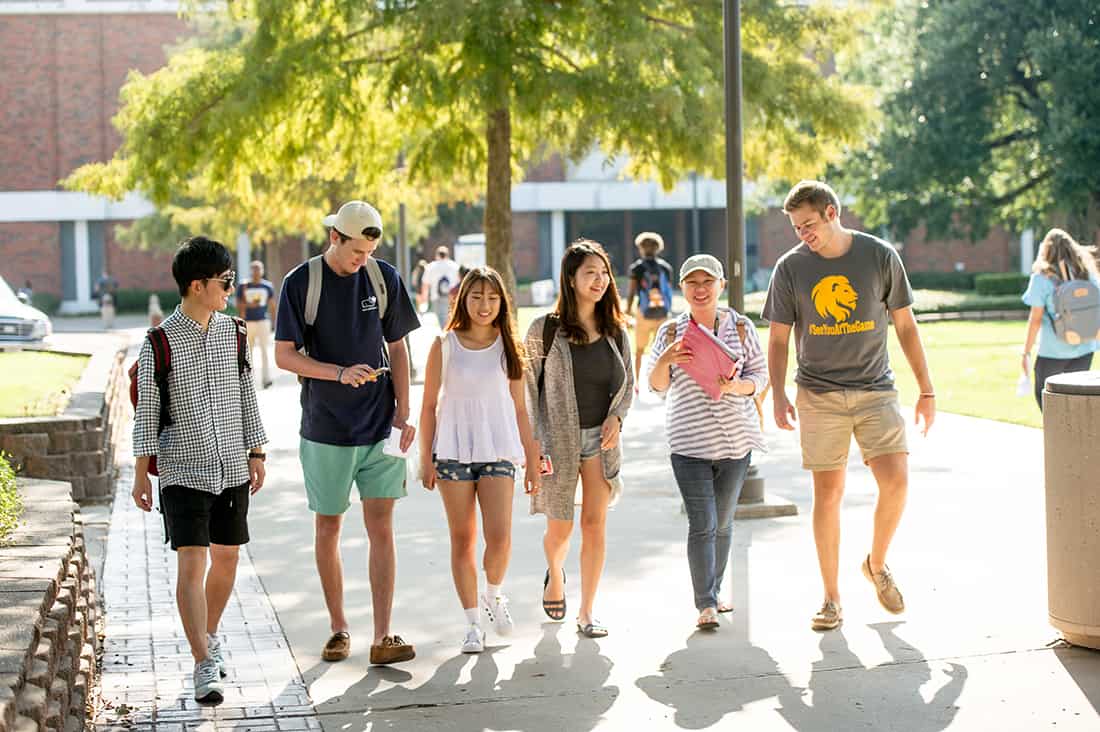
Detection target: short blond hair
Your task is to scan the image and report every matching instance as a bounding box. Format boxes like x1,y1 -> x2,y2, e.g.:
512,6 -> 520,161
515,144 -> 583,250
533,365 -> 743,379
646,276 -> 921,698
783,180 -> 841,218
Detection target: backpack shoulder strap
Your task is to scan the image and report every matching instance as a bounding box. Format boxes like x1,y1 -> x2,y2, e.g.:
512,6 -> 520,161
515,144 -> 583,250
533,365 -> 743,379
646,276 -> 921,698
232,316 -> 250,375
147,326 -> 173,430
305,255 -> 323,327
735,317 -> 749,351
365,257 -> 388,320
537,314 -> 560,399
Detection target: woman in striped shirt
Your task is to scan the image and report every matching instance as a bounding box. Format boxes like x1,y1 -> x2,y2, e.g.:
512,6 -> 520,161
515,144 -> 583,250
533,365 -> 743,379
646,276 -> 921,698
645,254 -> 768,631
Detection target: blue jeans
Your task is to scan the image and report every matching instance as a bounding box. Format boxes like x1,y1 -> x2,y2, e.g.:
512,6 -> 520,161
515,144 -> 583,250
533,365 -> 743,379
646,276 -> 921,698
670,453 -> 751,611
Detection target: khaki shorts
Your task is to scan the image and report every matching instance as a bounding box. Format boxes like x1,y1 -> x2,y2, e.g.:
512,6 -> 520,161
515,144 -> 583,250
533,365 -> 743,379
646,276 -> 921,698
634,316 -> 665,352
796,388 -> 907,471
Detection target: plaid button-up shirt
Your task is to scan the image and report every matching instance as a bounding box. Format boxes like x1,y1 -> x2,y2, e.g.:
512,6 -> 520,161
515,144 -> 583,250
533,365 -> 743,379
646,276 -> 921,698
133,308 -> 266,495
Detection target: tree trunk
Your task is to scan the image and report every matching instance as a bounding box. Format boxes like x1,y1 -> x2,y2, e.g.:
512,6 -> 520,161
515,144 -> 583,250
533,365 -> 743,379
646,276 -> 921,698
484,106 -> 515,300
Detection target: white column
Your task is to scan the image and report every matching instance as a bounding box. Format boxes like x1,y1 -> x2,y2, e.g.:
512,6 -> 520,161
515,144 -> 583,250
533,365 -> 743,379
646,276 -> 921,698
236,230 -> 251,276
1020,229 -> 1035,274
74,220 -> 92,309
550,210 -> 566,287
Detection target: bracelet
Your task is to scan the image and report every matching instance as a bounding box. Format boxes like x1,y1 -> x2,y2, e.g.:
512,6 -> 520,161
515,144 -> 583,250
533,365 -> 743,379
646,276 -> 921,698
335,366 -> 344,382
918,393 -> 935,399
248,452 -> 266,461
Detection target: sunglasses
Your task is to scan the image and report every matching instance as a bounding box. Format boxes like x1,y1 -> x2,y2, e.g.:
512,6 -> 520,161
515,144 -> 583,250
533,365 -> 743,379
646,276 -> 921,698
204,272 -> 236,291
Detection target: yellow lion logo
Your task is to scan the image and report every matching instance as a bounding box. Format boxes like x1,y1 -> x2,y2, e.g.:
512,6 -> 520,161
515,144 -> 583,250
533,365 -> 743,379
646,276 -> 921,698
811,275 -> 859,323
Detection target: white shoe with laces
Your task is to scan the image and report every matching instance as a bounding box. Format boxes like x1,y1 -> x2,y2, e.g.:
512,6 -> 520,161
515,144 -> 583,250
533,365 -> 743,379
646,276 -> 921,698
480,592 -> 514,636
207,633 -> 227,678
461,624 -> 485,654
193,658 -> 224,704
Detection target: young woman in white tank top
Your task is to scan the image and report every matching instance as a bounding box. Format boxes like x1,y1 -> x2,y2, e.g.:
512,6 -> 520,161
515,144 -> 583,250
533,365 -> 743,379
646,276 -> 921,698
418,267 -> 540,654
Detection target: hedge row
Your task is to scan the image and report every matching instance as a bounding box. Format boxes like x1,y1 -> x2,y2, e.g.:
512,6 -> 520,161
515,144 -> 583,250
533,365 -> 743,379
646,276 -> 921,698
974,273 -> 1031,296
907,271 -> 980,290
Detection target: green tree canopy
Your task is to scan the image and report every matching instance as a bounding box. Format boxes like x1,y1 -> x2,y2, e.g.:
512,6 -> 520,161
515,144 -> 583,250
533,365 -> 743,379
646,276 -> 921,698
69,0 -> 872,289
840,0 -> 1100,241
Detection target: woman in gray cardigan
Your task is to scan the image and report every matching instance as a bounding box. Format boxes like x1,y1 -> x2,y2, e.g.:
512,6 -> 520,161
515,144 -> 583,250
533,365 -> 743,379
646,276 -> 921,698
525,240 -> 634,638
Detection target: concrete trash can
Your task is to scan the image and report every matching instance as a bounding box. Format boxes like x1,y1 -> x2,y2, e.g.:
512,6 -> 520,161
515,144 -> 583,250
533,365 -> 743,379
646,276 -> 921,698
1043,371 -> 1100,650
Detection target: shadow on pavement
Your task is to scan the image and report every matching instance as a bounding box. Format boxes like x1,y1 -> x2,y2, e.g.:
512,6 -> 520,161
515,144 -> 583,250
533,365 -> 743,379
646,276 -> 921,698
777,622 -> 967,731
312,625 -> 617,731
1055,644 -> 1100,716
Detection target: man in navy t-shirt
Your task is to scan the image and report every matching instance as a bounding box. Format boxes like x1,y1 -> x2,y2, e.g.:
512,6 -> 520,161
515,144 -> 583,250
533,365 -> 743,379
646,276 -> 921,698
236,260 -> 276,388
274,200 -> 421,666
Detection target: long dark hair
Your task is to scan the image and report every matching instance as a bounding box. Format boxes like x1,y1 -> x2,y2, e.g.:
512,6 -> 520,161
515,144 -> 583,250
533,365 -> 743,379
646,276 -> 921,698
446,266 -> 525,380
554,239 -> 626,343
1033,228 -> 1099,281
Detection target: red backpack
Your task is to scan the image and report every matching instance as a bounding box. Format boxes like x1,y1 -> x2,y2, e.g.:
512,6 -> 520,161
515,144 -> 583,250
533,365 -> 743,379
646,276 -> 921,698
128,318 -> 250,476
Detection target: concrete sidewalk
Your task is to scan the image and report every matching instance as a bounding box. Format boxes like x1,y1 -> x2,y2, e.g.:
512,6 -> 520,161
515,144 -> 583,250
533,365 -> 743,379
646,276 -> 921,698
94,313 -> 1100,730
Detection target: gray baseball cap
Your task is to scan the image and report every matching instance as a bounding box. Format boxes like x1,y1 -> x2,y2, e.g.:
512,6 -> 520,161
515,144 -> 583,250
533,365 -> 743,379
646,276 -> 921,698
679,254 -> 725,281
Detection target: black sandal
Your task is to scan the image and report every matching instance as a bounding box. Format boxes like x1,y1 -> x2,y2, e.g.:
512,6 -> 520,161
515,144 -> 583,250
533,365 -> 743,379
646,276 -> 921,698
542,568 -> 566,621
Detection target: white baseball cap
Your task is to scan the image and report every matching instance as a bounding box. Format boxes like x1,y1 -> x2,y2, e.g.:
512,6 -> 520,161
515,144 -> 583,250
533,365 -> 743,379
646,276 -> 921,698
322,201 -> 383,239
679,254 -> 725,281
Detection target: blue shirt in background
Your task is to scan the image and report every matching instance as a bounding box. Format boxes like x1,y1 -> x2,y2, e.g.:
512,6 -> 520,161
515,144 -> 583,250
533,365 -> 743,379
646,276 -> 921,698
1022,272 -> 1099,360
237,280 -> 275,321
275,256 -> 421,446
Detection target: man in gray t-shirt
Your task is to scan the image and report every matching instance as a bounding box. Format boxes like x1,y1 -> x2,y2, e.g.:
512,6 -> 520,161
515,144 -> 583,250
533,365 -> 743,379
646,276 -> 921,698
762,180 -> 936,633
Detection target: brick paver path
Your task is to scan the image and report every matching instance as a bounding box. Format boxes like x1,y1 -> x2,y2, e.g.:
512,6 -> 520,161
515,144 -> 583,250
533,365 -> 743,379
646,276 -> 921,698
92,462 -> 319,732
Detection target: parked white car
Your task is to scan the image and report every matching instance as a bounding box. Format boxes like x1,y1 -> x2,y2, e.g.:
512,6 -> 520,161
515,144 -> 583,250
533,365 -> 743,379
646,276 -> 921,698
0,275 -> 51,345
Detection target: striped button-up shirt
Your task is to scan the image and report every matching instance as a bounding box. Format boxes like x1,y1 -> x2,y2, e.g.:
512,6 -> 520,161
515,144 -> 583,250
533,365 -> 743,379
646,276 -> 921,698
644,308 -> 767,461
133,308 -> 266,494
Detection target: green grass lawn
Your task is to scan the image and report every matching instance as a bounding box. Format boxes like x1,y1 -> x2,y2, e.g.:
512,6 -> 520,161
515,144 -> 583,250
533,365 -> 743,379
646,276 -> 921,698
516,307 -> 1072,430
0,352 -> 90,418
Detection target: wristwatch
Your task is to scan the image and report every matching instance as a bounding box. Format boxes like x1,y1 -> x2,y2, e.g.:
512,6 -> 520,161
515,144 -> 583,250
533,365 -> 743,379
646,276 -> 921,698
248,451 -> 266,461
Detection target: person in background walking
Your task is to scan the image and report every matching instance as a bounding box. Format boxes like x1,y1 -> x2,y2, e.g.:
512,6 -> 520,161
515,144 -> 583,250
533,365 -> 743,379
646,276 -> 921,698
421,246 -> 461,327
148,293 -> 164,327
625,232 -> 675,392
1021,228 -> 1100,409
95,270 -> 118,329
418,266 -> 541,654
646,254 -> 767,631
525,239 -> 633,639
236,260 -> 276,389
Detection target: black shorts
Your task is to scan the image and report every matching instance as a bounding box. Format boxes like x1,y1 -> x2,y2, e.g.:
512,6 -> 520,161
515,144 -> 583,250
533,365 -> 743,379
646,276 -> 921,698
160,483 -> 250,550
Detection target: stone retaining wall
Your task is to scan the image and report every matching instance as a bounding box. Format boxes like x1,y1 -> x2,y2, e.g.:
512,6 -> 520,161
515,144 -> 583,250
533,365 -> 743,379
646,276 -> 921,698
0,479 -> 98,732
0,347 -> 128,501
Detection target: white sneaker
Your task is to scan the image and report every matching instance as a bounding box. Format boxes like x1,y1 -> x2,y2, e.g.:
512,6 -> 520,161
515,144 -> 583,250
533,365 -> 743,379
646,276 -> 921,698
207,634 -> 227,678
193,658 -> 224,704
480,592 -> 514,636
461,624 -> 485,654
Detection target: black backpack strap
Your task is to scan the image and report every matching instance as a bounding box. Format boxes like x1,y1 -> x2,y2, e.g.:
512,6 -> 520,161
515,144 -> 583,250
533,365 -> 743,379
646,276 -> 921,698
147,327 -> 173,432
537,314 -> 560,400
232,316 -> 251,375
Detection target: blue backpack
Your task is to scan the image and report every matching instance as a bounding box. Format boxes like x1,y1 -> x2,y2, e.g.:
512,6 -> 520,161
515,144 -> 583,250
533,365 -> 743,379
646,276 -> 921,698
639,260 -> 673,319
1047,262 -> 1100,346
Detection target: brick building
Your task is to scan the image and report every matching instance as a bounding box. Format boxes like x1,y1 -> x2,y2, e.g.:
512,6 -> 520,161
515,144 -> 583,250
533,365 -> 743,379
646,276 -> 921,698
0,0 -> 1026,311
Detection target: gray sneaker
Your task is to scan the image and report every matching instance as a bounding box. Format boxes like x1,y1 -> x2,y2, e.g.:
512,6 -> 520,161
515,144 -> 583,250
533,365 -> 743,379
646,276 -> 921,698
207,634 -> 227,678
193,658 -> 224,704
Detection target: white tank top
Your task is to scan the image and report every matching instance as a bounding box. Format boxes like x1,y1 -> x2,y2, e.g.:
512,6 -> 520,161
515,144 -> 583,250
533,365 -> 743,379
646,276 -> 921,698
433,330 -> 526,465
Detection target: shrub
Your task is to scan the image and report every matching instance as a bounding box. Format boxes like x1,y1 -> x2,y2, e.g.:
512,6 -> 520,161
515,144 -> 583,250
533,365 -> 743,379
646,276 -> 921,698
908,271 -> 978,291
0,452 -> 23,545
113,289 -> 182,313
975,273 -> 1030,296
30,292 -> 62,314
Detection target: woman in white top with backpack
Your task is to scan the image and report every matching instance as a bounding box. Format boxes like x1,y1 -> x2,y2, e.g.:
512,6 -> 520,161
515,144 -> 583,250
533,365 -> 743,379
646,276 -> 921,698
418,267 -> 541,654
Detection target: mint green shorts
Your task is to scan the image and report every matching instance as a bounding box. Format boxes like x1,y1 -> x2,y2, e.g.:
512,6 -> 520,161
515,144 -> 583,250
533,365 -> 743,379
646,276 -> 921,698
300,437 -> 407,515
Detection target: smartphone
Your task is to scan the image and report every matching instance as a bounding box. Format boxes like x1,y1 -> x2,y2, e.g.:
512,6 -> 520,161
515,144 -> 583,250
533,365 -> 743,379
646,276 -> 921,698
539,454 -> 554,476
371,367 -> 391,377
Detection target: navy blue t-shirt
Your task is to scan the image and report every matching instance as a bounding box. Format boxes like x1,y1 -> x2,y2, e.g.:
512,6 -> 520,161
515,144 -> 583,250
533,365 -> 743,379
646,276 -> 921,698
237,280 -> 275,321
275,257 -> 421,446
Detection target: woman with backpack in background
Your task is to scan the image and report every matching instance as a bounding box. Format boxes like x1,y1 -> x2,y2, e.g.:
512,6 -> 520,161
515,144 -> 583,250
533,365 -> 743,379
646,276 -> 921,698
418,267 -> 540,654
1022,228 -> 1100,410
645,254 -> 767,631
525,240 -> 633,638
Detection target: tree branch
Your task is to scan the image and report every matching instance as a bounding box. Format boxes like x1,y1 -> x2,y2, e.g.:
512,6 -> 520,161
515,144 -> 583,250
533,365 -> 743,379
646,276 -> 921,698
990,169 -> 1053,207
536,42 -> 583,73
643,14 -> 693,33
987,129 -> 1037,150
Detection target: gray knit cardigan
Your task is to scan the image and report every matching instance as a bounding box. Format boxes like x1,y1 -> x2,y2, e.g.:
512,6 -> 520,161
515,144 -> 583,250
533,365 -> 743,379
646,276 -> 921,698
524,315 -> 634,520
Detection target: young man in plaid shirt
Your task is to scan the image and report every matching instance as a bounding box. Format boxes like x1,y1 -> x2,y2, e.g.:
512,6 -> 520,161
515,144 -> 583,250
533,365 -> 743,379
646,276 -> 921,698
132,236 -> 268,704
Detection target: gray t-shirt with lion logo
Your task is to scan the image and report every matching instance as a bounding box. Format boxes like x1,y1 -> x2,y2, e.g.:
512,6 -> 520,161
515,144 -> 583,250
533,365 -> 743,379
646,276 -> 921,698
762,232 -> 913,392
